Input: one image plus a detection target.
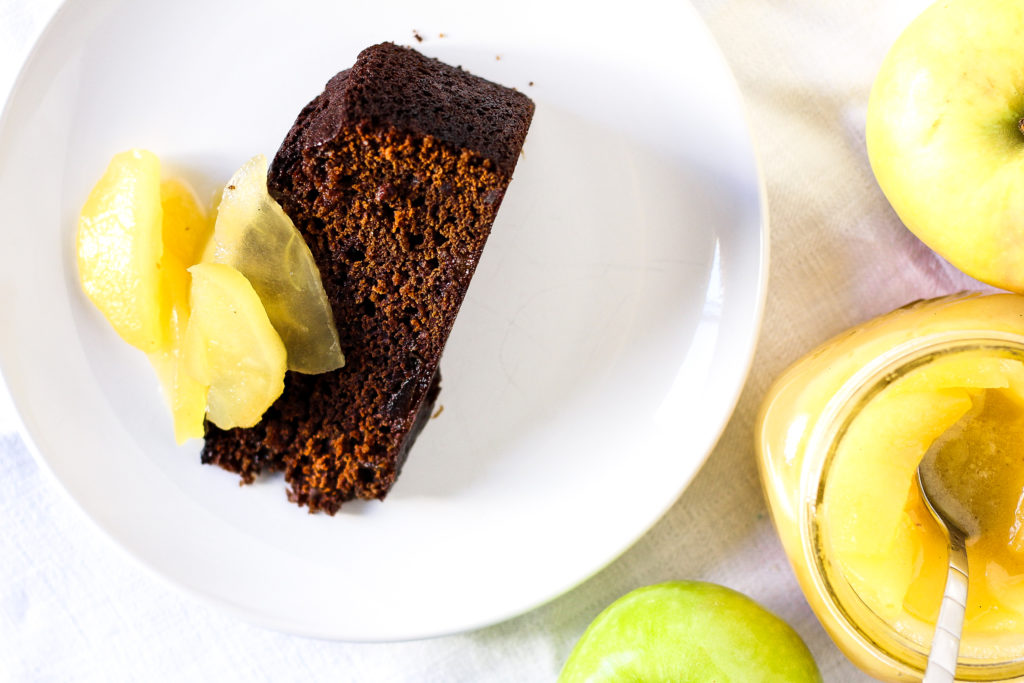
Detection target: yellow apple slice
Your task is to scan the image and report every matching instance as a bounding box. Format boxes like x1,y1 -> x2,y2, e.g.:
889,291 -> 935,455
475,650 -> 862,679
77,149 -> 166,352
823,388 -> 972,559
983,562 -> 1024,621
148,261 -> 207,442
147,181 -> 211,443
901,490 -> 947,624
208,154 -> 344,374
840,507 -> 920,622
160,178 -> 212,265
183,263 -> 286,430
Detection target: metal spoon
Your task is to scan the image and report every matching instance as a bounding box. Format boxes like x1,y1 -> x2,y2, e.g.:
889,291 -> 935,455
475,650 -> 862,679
917,440 -> 973,683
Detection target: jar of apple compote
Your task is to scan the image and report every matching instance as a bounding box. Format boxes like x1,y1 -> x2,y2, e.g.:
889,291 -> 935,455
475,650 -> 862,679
757,292 -> 1024,681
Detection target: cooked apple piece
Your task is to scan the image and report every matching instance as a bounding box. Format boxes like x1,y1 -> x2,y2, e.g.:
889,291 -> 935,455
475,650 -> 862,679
983,561 -> 1024,623
822,388 -> 971,622
147,181 -> 211,443
842,506 -> 921,622
900,490 -> 947,624
160,178 -> 212,265
77,149 -> 166,352
823,388 -> 972,558
208,154 -> 343,374
148,278 -> 207,443
965,604 -> 1024,635
183,263 -> 286,430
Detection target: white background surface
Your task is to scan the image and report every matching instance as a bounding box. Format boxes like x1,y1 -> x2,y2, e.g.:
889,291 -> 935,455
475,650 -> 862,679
1,0 -> 982,680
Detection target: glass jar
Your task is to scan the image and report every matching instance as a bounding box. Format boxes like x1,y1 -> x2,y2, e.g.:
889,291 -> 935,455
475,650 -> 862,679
757,292 -> 1024,681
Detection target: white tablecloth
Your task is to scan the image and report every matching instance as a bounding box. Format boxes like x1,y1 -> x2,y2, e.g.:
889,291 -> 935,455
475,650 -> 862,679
1,1 -> 982,680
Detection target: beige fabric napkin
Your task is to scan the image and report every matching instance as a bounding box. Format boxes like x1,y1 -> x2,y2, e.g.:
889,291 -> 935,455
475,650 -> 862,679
1,0 -> 987,680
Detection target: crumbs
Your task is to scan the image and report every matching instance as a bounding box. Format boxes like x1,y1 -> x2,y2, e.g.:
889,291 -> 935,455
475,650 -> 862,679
412,30 -> 447,43
407,31 -> 535,88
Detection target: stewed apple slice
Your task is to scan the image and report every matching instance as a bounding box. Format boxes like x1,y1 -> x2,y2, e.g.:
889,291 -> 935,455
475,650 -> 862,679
148,278 -> 207,443
821,388 -> 972,618
183,263 -> 286,430
160,178 -> 212,265
147,180 -> 211,443
208,154 -> 343,374
77,149 -> 166,352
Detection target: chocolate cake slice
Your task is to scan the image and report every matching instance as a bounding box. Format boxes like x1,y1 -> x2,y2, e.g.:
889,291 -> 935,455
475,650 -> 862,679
201,43 -> 534,513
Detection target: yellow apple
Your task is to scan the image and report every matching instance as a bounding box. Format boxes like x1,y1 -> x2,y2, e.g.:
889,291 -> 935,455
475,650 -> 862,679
866,0 -> 1024,292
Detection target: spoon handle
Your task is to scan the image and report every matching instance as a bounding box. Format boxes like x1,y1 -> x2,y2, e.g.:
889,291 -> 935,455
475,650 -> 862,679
923,531 -> 968,683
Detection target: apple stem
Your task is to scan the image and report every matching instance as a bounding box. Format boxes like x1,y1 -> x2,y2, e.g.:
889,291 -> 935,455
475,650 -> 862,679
1019,118 -> 1024,137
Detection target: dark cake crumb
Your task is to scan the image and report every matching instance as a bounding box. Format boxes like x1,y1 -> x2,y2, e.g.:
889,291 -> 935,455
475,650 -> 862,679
201,43 -> 534,514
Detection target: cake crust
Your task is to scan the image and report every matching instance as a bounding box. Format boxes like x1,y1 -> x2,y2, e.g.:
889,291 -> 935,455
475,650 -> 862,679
201,43 -> 534,513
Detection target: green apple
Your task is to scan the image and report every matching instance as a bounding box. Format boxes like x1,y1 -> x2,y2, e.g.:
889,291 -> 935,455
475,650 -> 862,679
867,0 -> 1024,292
558,581 -> 822,683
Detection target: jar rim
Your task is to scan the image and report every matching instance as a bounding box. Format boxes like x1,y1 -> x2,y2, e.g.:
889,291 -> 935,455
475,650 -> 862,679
799,329 -> 1024,680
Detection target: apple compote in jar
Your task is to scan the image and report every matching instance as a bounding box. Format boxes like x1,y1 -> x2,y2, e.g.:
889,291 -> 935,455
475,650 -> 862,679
757,293 -> 1024,681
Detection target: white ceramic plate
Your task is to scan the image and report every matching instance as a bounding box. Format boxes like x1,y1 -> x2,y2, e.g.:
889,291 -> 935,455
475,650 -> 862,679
0,0 -> 766,640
